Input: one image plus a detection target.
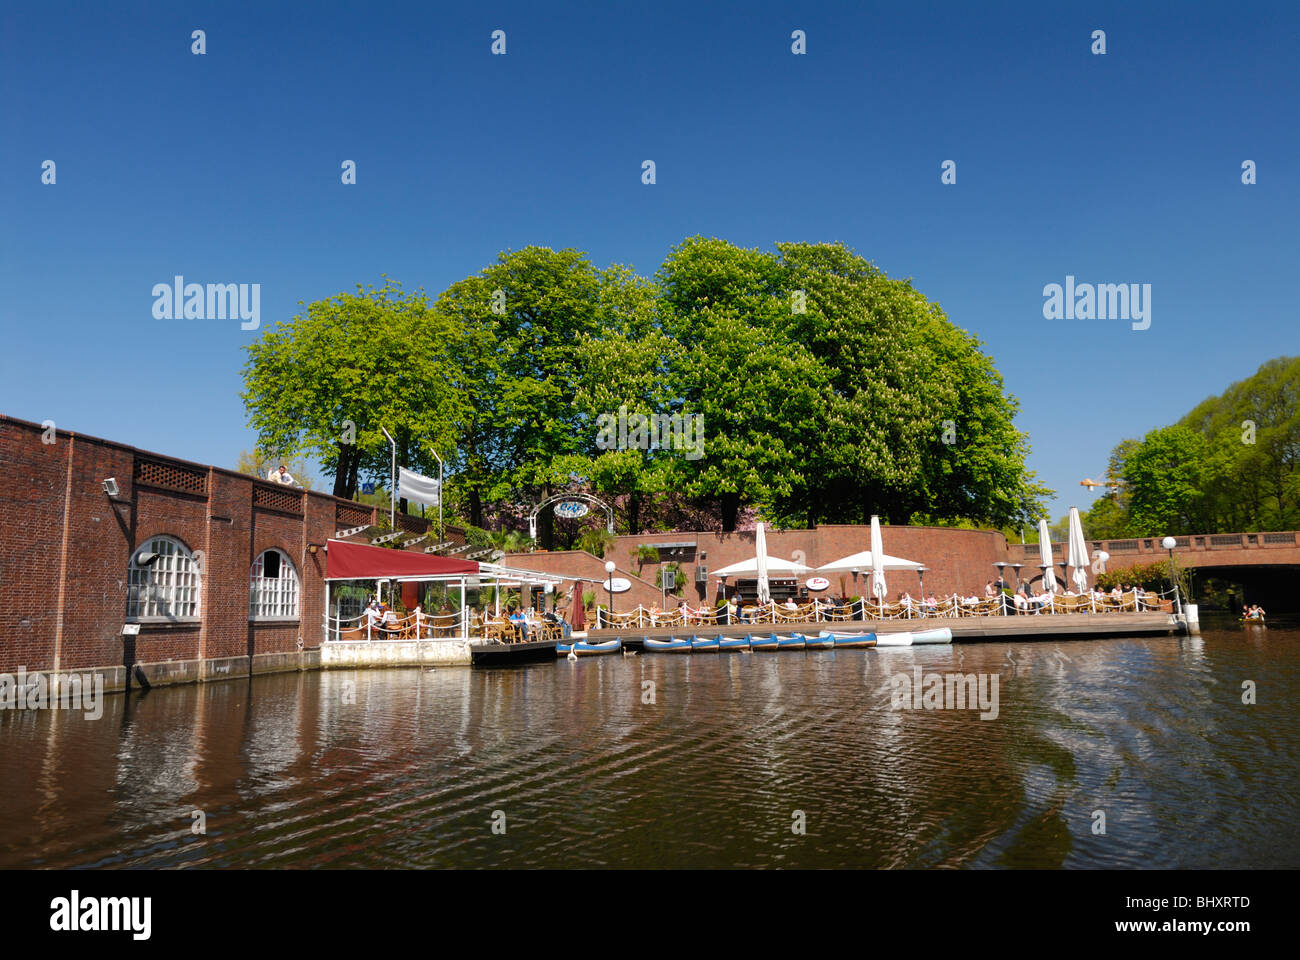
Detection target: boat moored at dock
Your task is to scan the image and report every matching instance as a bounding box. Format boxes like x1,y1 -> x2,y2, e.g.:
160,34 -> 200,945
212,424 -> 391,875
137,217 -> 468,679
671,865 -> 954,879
823,631 -> 876,648
644,636 -> 692,654
574,637 -> 623,656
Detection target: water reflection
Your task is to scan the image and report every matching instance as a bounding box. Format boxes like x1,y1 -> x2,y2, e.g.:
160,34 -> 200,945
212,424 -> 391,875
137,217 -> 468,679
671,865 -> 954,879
0,618 -> 1296,868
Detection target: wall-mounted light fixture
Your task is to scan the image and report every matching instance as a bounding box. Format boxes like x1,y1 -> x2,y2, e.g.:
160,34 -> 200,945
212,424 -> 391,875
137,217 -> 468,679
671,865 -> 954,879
102,477 -> 119,497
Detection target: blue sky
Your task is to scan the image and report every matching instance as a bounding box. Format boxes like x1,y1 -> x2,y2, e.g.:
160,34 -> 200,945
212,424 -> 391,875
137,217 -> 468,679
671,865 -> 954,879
2,1 -> 1296,526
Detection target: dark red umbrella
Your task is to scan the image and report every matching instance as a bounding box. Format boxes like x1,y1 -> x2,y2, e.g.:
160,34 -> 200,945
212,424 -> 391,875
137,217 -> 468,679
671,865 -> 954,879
570,582 -> 586,631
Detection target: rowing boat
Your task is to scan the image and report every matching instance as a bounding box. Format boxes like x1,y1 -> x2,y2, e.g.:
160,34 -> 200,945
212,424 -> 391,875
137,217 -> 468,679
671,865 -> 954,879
573,637 -> 623,656
690,635 -> 720,653
643,636 -> 692,654
748,633 -> 780,651
822,631 -> 876,648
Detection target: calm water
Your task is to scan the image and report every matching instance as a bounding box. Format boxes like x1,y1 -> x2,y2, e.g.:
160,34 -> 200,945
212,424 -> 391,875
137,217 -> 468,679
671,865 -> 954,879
2,618 -> 1297,869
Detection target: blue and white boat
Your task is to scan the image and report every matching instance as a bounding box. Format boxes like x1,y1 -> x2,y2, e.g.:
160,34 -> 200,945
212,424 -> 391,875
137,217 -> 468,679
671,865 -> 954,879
911,627 -> 953,644
718,635 -> 750,652
803,633 -> 835,650
573,637 -> 623,656
643,636 -> 692,654
748,633 -> 780,651
824,631 -> 876,648
775,633 -> 806,651
690,635 -> 720,653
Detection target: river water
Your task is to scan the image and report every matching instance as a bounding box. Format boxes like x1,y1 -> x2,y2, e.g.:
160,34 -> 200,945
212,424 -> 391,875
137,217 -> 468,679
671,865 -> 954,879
1,617 -> 1296,869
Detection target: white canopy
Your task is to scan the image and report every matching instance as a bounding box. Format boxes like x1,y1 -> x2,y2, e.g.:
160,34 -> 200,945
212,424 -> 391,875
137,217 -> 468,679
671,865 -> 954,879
712,555 -> 813,577
816,550 -> 925,573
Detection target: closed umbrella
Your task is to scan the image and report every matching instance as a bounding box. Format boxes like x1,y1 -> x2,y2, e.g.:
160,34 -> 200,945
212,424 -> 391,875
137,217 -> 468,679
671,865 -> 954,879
755,522 -> 771,605
1067,507 -> 1090,593
870,516 -> 888,605
1038,519 -> 1058,594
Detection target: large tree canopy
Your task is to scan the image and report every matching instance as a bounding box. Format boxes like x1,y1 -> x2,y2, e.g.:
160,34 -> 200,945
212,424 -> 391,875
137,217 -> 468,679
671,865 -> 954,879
242,239 -> 1049,537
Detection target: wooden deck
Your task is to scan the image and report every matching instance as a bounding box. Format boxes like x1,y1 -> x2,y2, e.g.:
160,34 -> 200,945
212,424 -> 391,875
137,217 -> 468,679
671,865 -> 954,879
584,612 -> 1182,648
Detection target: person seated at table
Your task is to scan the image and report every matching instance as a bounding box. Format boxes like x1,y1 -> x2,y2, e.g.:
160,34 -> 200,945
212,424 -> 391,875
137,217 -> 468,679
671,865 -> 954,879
507,606 -> 529,641
924,593 -> 938,610
1013,585 -> 1031,612
363,600 -> 383,632
782,597 -> 799,612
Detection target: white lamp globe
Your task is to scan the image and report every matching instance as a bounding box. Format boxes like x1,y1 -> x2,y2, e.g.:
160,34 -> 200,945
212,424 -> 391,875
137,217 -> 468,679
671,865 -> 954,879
604,560 -> 616,574
1161,537 -> 1177,550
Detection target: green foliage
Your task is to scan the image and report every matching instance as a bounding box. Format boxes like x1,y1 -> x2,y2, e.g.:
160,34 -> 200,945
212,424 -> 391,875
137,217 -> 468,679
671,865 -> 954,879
1089,357 -> 1300,536
242,240 -> 1048,532
1095,560 -> 1191,597
575,527 -> 616,558
241,278 -> 465,500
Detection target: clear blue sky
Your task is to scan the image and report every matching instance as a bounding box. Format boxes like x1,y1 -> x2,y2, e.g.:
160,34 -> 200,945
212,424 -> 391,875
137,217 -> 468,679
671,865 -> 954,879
2,1 -> 1296,526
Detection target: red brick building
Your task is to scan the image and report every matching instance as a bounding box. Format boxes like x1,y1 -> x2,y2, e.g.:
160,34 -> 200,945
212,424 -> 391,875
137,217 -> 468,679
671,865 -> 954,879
0,415 -> 409,678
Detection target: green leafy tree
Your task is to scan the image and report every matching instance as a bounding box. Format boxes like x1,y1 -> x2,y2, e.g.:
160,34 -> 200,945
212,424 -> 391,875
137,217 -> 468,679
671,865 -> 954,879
241,279 -> 466,501
1125,426 -> 1209,535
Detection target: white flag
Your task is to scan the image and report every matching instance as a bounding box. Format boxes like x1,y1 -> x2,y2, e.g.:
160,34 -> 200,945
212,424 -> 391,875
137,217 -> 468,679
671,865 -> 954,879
398,466 -> 440,506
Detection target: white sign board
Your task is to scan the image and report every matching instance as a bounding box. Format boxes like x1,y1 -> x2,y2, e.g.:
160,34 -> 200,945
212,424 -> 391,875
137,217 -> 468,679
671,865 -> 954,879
602,577 -> 632,593
806,577 -> 830,592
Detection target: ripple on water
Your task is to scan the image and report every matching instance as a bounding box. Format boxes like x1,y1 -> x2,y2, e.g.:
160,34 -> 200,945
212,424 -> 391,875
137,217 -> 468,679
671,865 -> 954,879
1,620 -> 1298,868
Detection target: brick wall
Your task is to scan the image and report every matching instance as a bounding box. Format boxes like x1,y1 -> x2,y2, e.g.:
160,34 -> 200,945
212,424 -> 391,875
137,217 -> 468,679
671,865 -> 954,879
0,415 -> 377,674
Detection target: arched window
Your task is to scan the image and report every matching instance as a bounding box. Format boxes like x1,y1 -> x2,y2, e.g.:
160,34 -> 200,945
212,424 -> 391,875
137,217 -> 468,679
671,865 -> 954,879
128,536 -> 201,620
250,549 -> 300,620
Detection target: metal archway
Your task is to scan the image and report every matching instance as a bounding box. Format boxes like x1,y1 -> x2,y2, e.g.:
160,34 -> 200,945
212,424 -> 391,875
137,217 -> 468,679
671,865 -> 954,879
529,493 -> 615,540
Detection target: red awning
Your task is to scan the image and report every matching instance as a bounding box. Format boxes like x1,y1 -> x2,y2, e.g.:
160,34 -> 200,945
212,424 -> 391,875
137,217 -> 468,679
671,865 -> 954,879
325,539 -> 478,581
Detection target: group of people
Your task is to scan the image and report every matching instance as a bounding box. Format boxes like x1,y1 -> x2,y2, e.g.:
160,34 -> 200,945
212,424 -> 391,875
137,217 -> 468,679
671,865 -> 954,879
496,604 -> 571,642
1243,604 -> 1266,621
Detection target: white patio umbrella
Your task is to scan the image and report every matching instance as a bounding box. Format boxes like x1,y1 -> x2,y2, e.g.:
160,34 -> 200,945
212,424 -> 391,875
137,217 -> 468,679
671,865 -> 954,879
1038,519 -> 1058,594
755,522 -> 771,604
1067,506 -> 1090,593
816,550 -> 925,573
869,515 -> 888,602
711,555 -> 813,577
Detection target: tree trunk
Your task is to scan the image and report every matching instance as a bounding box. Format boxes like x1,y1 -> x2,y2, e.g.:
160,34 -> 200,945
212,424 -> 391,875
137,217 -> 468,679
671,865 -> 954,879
628,491 -> 641,535
721,492 -> 740,532
470,487 -> 483,528
346,450 -> 360,500
331,442 -> 352,498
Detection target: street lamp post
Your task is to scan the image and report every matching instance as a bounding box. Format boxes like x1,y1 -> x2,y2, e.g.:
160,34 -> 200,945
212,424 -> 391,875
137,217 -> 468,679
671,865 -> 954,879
604,560 -> 616,628
1162,536 -> 1182,618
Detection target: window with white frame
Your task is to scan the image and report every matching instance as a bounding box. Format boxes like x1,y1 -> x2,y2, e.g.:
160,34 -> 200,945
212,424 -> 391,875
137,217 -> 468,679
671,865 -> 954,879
250,549 -> 300,620
127,535 -> 201,620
